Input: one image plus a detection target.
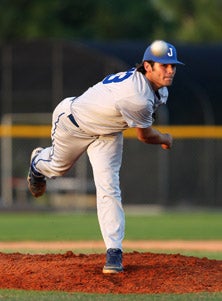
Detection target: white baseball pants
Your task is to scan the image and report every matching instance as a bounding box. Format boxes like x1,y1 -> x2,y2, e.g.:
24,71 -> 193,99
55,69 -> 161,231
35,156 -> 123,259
33,98 -> 125,250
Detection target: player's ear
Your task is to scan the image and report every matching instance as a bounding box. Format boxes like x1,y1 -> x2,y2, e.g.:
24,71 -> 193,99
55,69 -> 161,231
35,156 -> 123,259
143,61 -> 153,73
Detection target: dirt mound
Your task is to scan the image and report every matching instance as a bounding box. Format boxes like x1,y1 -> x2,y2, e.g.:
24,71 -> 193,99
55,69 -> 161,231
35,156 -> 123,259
0,251 -> 221,294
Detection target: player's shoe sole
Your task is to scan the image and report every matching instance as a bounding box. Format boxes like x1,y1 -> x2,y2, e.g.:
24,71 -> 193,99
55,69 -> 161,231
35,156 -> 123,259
102,265 -> 123,274
27,147 -> 46,198
103,248 -> 123,274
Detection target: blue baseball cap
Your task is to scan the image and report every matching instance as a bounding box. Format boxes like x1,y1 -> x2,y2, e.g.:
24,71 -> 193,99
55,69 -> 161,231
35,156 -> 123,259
143,41 -> 184,65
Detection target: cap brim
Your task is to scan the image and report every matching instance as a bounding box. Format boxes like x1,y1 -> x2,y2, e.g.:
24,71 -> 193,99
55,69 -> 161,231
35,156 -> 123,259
152,58 -> 185,65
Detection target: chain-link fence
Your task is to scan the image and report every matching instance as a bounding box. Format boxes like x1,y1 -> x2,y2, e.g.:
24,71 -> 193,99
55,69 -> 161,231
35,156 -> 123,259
1,120 -> 222,209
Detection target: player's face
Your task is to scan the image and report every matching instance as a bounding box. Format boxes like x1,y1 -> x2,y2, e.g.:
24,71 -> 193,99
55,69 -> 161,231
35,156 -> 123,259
145,62 -> 176,90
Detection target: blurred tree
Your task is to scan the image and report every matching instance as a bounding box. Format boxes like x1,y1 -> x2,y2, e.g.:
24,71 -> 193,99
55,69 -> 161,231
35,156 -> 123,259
0,0 -> 221,43
152,0 -> 222,42
89,0 -> 161,40
0,0 -> 97,41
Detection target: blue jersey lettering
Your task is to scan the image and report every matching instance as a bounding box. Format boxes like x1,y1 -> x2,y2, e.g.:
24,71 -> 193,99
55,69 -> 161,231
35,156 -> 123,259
103,68 -> 134,84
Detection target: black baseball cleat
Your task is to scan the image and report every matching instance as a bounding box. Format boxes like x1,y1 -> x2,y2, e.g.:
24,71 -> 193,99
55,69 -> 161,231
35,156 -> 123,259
103,248 -> 123,274
27,147 -> 46,198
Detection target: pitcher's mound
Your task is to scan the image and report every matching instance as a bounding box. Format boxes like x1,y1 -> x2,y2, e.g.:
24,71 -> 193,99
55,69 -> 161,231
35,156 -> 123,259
0,251 -> 221,294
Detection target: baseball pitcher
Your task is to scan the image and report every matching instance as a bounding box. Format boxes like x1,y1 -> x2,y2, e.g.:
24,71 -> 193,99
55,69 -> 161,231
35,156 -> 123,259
27,40 -> 184,273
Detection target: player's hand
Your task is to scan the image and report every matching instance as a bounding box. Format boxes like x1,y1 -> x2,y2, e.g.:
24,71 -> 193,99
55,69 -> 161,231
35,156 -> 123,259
161,133 -> 173,150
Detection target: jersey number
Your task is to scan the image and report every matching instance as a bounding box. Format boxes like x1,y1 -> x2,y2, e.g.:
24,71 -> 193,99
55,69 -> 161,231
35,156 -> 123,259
103,68 -> 134,84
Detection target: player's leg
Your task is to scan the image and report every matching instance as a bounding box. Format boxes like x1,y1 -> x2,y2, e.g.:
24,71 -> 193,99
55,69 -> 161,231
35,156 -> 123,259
27,98 -> 96,197
87,132 -> 124,273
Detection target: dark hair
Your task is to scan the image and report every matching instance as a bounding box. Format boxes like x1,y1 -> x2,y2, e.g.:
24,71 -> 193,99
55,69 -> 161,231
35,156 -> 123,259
136,61 -> 155,74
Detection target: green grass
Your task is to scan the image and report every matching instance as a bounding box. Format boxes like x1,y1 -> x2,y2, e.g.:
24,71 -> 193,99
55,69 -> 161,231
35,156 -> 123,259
0,211 -> 221,241
0,211 -> 221,259
126,212 -> 222,240
0,212 -> 101,241
0,290 -> 221,301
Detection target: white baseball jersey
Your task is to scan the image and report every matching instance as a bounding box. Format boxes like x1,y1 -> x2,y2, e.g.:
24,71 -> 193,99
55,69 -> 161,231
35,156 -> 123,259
71,68 -> 168,135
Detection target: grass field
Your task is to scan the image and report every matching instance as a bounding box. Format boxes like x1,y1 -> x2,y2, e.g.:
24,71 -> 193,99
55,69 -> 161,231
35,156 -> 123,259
0,290 -> 221,301
0,211 -> 221,241
0,210 -> 221,300
0,211 -> 221,260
